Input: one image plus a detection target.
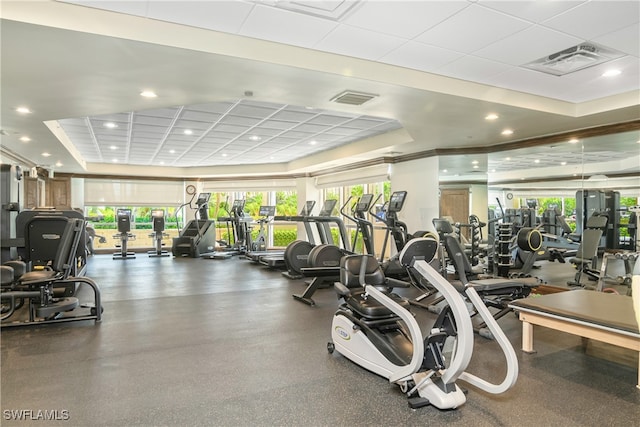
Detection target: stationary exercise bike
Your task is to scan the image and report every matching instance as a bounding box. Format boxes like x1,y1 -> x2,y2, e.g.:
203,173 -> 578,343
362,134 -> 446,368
327,239 -> 518,410
148,209 -> 170,257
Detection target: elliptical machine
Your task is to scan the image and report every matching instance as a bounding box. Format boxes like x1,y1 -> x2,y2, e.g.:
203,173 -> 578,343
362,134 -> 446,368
328,240 -> 519,410
113,209 -> 136,260
148,209 -> 170,257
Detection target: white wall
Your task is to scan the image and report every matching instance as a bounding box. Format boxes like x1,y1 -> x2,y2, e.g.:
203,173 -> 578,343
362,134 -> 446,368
389,157 -> 439,233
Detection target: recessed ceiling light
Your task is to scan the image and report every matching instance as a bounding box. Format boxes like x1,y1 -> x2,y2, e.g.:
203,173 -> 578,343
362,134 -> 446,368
309,140 -> 317,145
442,169 -> 448,173
19,136 -> 31,142
183,129 -> 193,135
471,160 -> 479,165
485,113 -> 499,121
112,159 -> 118,163
561,161 -> 567,166
602,69 -> 621,77
169,149 -> 176,154
55,161 -> 63,167
269,156 -> 275,160
41,152 -> 51,157
501,129 -> 513,136
159,161 -> 165,165
505,157 -> 511,161
636,140 -> 640,144
534,159 -> 540,163
491,169 -> 496,173
109,145 -> 118,150
249,135 -> 261,141
473,165 -> 479,169
568,138 -> 579,144
16,106 -> 31,114
140,90 -> 157,98
222,153 -> 228,157
104,122 -> 118,129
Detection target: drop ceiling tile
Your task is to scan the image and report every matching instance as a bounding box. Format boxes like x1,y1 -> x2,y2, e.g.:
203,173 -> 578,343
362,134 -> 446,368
342,0 -> 468,39
293,123 -> 331,133
180,110 -> 222,123
174,119 -> 215,130
249,127 -> 285,137
381,40 -> 464,72
260,120 -> 300,130
593,23 -> 640,57
474,25 -> 583,66
306,114 -> 355,126
482,67 -> 580,100
213,124 -> 251,134
133,115 -> 175,126
270,110 -> 317,122
230,104 -> 281,119
415,3 -> 531,54
218,115 -> 264,127
435,55 -> 512,81
188,102 -> 236,114
314,24 -> 405,61
542,1 -> 640,40
147,0 -> 253,34
239,4 -> 338,48
479,0 -> 585,24
57,0 -> 148,17
132,108 -> 179,119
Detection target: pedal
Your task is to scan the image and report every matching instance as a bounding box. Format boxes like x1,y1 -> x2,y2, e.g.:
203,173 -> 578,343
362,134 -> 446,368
407,397 -> 430,409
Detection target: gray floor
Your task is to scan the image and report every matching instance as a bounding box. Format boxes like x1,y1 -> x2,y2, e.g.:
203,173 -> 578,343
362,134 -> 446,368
1,253 -> 639,426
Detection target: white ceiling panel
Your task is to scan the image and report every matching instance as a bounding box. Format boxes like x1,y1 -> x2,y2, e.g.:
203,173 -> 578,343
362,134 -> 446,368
435,54 -> 512,82
239,4 -> 338,48
342,0 -> 468,39
479,0 -> 585,24
381,40 -> 464,72
593,23 -> 640,57
314,24 -> 405,61
542,1 -> 640,41
414,3 -> 531,54
147,0 -> 253,34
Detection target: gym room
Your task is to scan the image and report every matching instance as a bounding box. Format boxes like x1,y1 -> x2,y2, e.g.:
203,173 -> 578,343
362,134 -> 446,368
1,1 -> 639,426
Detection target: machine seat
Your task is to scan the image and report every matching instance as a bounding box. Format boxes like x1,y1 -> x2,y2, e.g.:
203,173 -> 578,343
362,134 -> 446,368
339,255 -> 410,319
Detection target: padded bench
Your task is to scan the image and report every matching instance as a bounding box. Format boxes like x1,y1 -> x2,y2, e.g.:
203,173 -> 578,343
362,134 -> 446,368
509,290 -> 640,389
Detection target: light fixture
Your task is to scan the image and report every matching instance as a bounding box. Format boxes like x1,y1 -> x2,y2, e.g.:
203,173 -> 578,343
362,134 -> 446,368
140,90 -> 157,98
19,136 -> 31,142
568,138 -> 579,144
55,161 -> 63,167
485,113 -> 499,121
561,161 -> 567,166
104,122 -> 118,129
169,149 -> 176,154
505,157 -> 511,161
112,159 -> 118,163
442,169 -> 448,173
183,129 -> 193,135
41,152 -> 51,157
159,161 -> 165,165
473,165 -> 479,169
309,140 -> 317,145
16,106 -> 31,114
491,169 -> 496,173
534,159 -> 540,163
249,135 -> 261,141
501,129 -> 513,136
222,153 -> 228,157
471,160 -> 479,165
109,145 -> 118,150
602,69 -> 621,77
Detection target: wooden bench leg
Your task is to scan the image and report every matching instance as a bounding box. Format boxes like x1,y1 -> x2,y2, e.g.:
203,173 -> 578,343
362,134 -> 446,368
522,321 -> 536,354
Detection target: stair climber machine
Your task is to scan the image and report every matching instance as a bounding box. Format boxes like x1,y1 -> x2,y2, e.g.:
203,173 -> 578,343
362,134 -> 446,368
148,209 -> 170,257
327,244 -> 519,410
171,193 -> 216,258
292,195 -> 370,306
112,208 -> 136,260
203,199 -> 252,259
258,200 -> 316,270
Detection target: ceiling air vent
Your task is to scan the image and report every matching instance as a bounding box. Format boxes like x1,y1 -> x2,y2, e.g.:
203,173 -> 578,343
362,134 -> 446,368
331,91 -> 378,106
523,42 -> 625,76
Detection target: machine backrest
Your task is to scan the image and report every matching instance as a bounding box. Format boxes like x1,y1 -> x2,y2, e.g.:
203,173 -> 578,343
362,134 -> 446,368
443,235 -> 474,277
340,254 -> 386,289
576,228 -> 603,261
53,218 -> 85,278
152,209 -> 165,232
25,216 -> 73,268
586,214 -> 608,230
398,237 -> 438,267
432,218 -> 454,235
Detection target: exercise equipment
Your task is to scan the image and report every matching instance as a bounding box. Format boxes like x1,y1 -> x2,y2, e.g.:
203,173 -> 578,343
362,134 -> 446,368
112,208 -> 136,259
148,209 -> 170,257
205,199 -> 250,259
172,193 -> 216,258
1,217 -> 102,327
0,164 -> 22,263
328,244 -> 519,409
256,201 -> 316,270
245,205 -> 275,256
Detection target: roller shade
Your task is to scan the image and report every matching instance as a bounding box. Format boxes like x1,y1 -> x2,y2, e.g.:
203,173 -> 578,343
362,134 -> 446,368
84,179 -> 184,205
315,164 -> 389,188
